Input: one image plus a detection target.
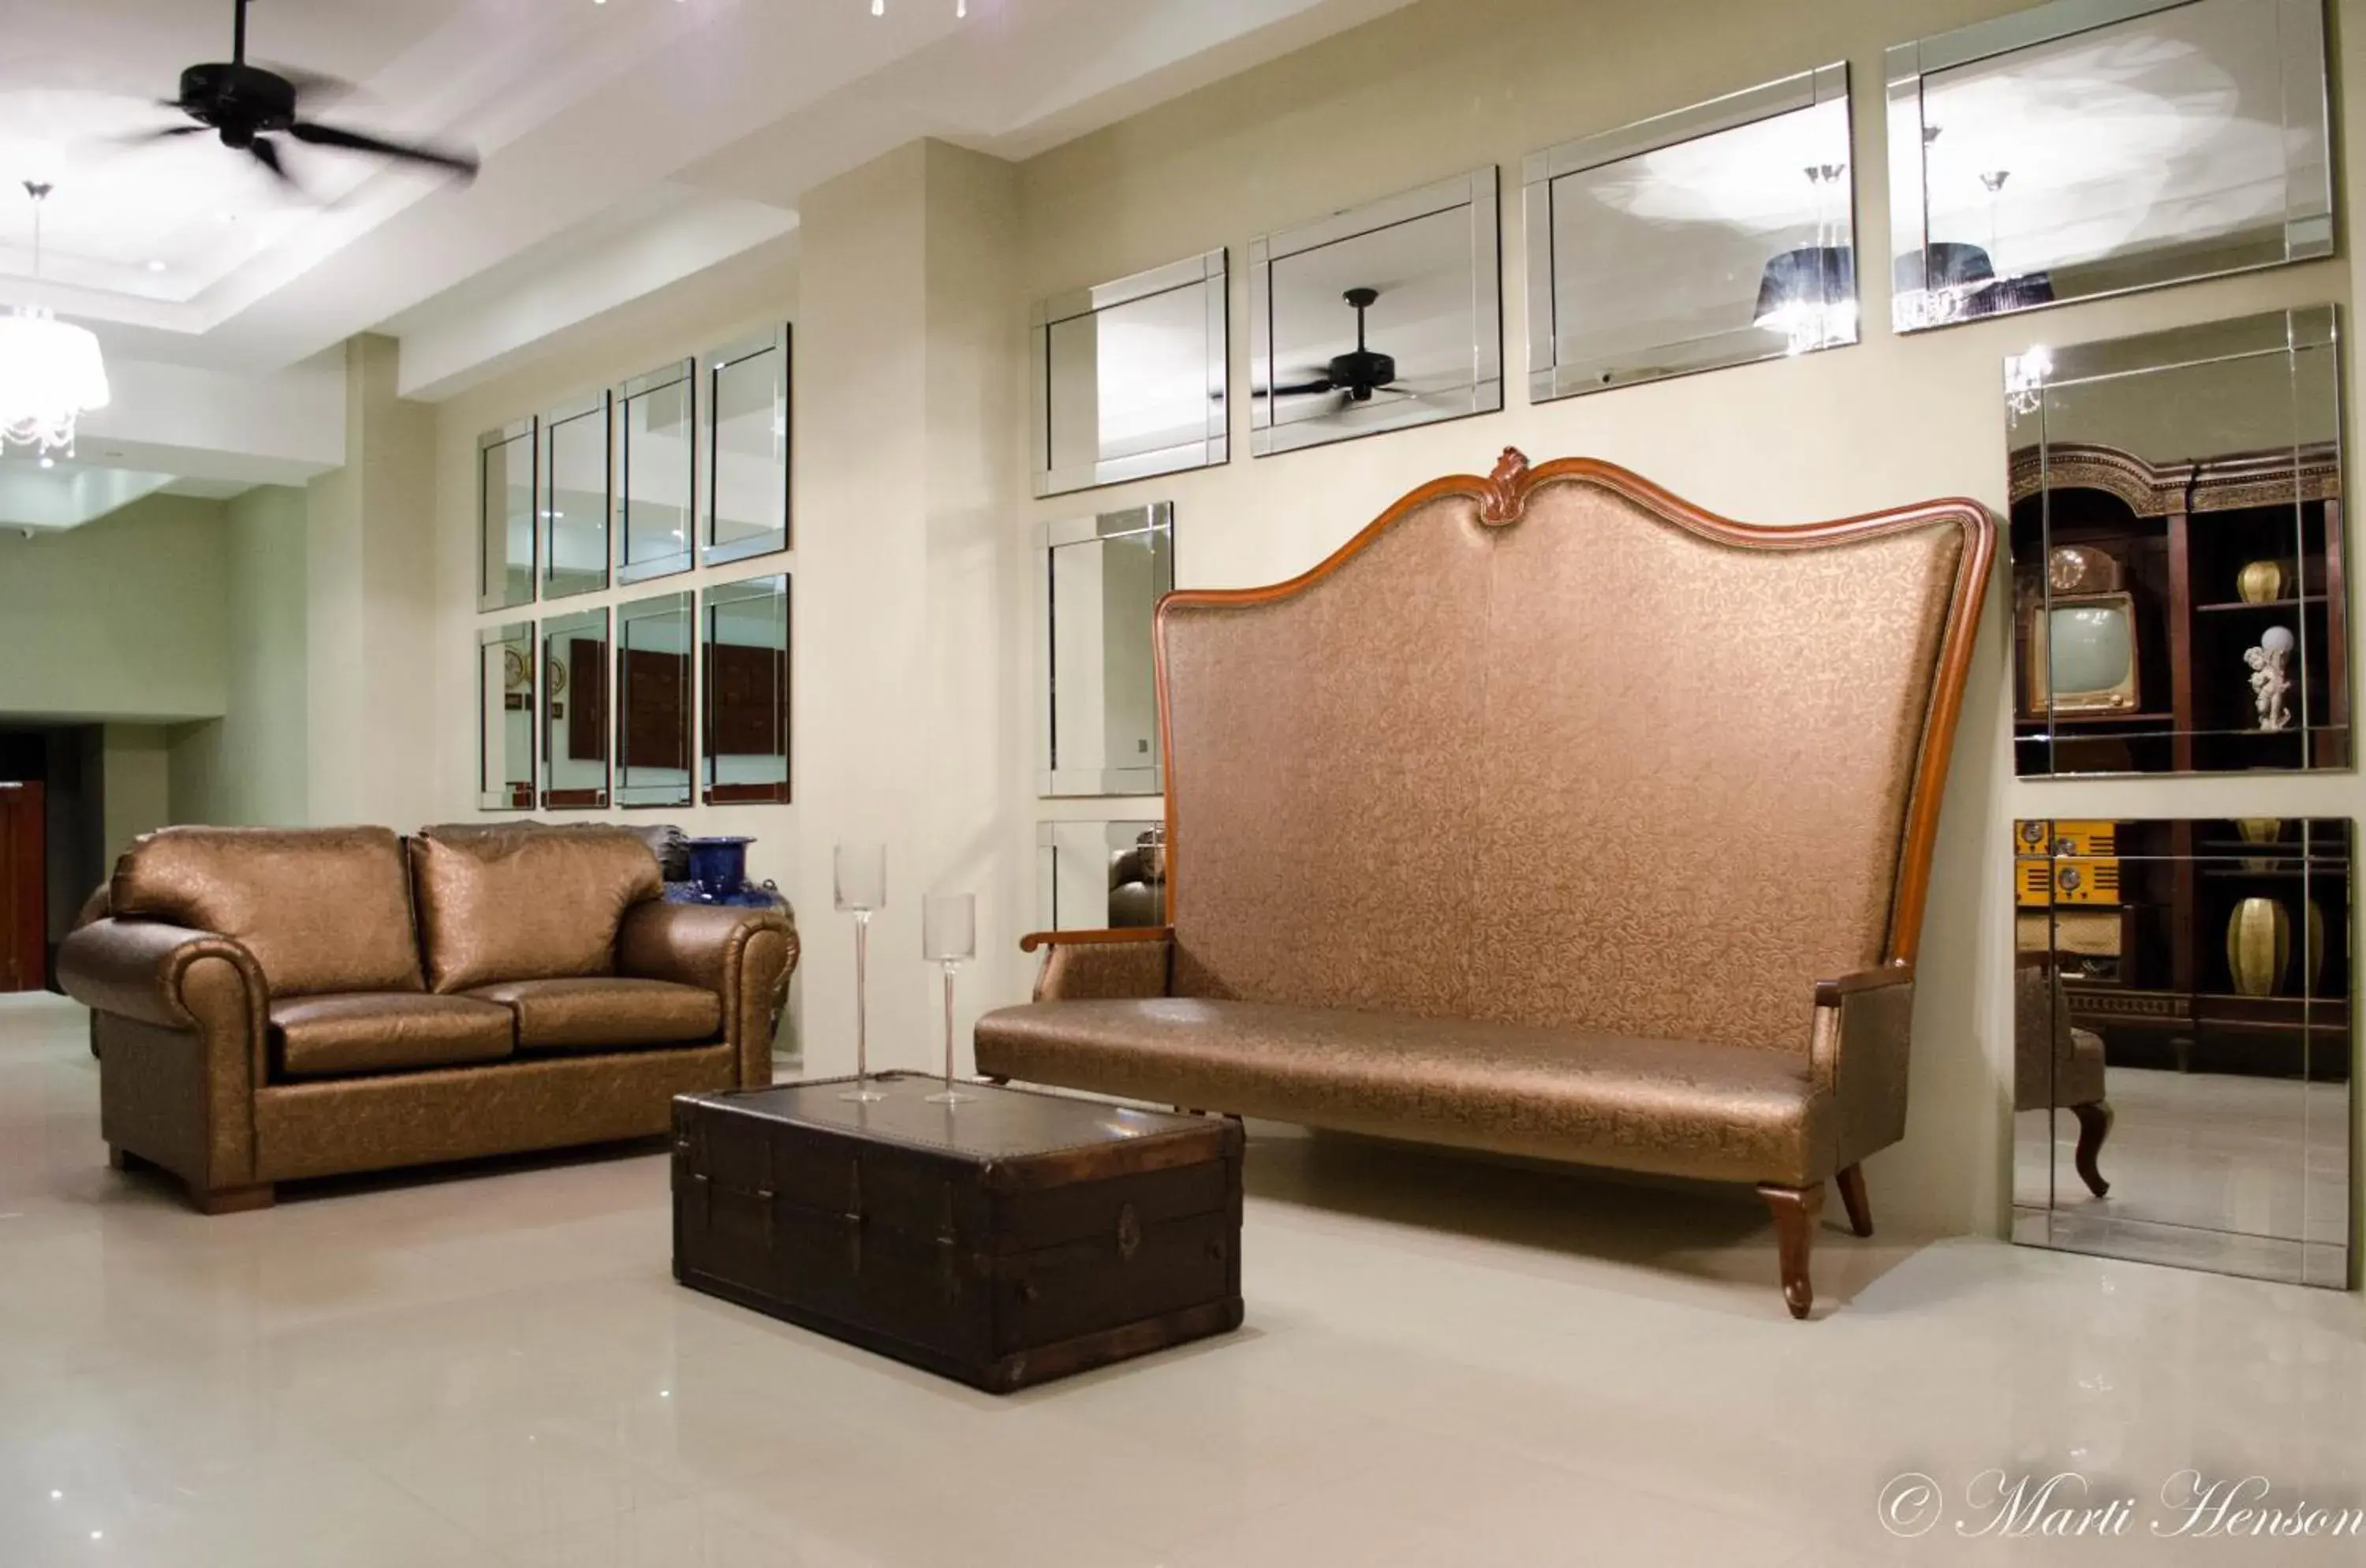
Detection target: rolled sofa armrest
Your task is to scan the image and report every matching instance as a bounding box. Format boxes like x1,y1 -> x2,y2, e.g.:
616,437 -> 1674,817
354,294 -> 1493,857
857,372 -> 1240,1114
1808,963 -> 1916,1173
1018,927 -> 1174,1003
617,900 -> 800,1086
59,918 -> 267,1032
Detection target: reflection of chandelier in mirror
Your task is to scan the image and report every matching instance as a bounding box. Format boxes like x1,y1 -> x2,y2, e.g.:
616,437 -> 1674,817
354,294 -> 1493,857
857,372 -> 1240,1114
0,182 -> 110,459
2005,344 -> 2052,416
1751,163 -> 1855,355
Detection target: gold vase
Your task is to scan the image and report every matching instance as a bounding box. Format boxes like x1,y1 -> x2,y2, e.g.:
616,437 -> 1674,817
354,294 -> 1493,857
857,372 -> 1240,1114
2236,817 -> 2283,872
2237,559 -> 2286,604
2226,897 -> 2292,996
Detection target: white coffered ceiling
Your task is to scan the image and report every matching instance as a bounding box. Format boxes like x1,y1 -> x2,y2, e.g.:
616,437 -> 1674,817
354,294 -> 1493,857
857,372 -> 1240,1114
0,0 -> 1420,384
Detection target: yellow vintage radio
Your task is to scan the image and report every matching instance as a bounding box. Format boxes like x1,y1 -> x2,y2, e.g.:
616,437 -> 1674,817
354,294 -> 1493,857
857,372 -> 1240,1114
2013,819 -> 2121,907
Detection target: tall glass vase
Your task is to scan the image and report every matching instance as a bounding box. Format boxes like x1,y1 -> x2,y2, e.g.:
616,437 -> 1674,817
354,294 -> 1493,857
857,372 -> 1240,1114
923,893 -> 977,1105
834,842 -> 887,1102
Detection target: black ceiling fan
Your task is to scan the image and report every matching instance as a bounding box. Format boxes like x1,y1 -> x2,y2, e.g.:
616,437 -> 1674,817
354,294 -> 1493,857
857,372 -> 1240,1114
1269,286 -> 1416,406
130,0 -> 479,188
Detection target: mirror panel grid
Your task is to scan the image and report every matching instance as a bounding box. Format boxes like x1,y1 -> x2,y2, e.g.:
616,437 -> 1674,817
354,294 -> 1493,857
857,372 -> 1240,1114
476,621 -> 536,810
2013,817 -> 2352,1287
1250,169 -> 1502,456
1037,820 -> 1166,931
539,393 -> 611,600
1888,0 -> 2334,333
701,573 -> 789,805
616,592 -> 694,810
476,419 -> 536,612
703,324 -> 791,567
1032,250 -> 1228,498
540,607 -> 610,810
617,359 -> 696,584
1525,63 -> 1854,399
1039,502 -> 1174,797
2010,306 -> 2346,777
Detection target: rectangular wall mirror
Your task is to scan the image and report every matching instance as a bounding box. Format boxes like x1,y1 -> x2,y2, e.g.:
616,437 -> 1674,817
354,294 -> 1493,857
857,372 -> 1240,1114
541,607 -> 610,809
1040,502 -> 1173,797
1250,168 -> 1501,456
476,621 -> 536,809
1525,64 -> 1854,398
617,592 -> 693,810
1888,0 -> 2333,332
477,419 -> 536,612
703,324 -> 791,567
540,392 -> 610,600
2013,816 -> 2352,1287
1037,820 -> 1165,931
2010,306 -> 2346,776
618,358 -> 695,584
1032,250 -> 1228,498
702,573 -> 789,805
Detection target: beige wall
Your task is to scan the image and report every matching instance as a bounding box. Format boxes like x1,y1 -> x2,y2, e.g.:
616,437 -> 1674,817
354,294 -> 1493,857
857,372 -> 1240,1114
168,484 -> 311,827
410,0 -> 2362,1247
0,494 -> 229,723
98,724 -> 172,869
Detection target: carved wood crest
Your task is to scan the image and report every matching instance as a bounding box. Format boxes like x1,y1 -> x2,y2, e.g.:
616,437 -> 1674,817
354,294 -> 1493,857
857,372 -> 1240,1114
1478,447 -> 1532,527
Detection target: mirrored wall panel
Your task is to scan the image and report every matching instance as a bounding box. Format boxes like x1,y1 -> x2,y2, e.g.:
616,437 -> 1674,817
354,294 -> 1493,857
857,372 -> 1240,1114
1032,250 -> 1228,498
703,324 -> 790,567
702,573 -> 789,805
476,621 -> 536,810
1040,502 -> 1173,797
477,419 -> 535,612
1888,0 -> 2333,332
618,358 -> 695,584
2010,307 -> 2346,777
1037,820 -> 1165,931
1526,65 -> 1853,398
541,607 -> 610,809
1251,170 -> 1501,455
540,393 -> 610,600
617,592 -> 693,810
2013,817 -> 2352,1287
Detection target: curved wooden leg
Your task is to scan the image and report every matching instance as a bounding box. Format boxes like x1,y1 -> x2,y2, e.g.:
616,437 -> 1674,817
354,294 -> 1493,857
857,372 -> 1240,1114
2071,1099 -> 2113,1198
1834,1163 -> 1873,1238
1758,1182 -> 1824,1320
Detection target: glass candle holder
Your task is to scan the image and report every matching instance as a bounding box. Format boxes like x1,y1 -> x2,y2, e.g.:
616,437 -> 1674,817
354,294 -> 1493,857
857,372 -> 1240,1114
922,892 -> 977,1105
834,842 -> 888,1103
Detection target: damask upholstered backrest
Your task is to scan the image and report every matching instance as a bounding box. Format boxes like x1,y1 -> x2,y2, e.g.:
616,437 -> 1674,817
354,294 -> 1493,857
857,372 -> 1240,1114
1158,455 -> 1991,1054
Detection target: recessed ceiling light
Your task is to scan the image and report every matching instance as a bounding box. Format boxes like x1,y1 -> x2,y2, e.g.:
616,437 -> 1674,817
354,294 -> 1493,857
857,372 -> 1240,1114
39,457 -> 54,469
145,259 -> 166,272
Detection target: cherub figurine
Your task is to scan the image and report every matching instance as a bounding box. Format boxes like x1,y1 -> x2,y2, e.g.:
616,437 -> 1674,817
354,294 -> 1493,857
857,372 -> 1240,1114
2245,625 -> 2297,732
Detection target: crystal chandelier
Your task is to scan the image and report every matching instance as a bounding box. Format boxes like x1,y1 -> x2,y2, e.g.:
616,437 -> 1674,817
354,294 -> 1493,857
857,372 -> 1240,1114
0,182 -> 110,458
2004,345 -> 2052,417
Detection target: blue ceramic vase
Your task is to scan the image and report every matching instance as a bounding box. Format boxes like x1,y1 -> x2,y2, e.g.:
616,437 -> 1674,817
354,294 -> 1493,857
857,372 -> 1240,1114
666,836 -> 786,909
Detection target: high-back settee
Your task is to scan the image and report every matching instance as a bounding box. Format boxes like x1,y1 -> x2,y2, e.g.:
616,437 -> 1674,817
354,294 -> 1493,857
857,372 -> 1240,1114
977,451 -> 1993,1317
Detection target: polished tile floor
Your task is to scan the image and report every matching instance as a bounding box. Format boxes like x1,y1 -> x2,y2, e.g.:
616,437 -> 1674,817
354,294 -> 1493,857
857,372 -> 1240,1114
5,991 -> 2363,1567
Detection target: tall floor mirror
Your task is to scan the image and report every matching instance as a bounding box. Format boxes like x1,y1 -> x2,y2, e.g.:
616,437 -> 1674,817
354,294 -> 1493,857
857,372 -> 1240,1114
2014,817 -> 2353,1287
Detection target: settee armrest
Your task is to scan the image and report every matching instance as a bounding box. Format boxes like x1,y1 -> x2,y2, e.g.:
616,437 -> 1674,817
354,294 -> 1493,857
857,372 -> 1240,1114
1017,927 -> 1174,1003
617,900 -> 799,1087
59,918 -> 267,1032
1808,963 -> 1915,1173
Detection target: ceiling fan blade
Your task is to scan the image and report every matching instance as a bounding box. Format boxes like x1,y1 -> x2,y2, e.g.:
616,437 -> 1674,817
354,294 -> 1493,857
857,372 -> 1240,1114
1270,378 -> 1335,398
256,60 -> 356,110
114,123 -> 209,144
248,136 -> 297,185
287,119 -> 479,177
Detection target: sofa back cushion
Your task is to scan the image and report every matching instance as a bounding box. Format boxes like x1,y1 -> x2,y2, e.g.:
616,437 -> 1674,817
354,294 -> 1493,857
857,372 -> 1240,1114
111,826 -> 423,997
409,827 -> 662,993
1157,465 -> 1978,1055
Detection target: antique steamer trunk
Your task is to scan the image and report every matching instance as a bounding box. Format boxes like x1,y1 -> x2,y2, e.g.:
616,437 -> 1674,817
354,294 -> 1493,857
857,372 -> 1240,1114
672,1073 -> 1244,1392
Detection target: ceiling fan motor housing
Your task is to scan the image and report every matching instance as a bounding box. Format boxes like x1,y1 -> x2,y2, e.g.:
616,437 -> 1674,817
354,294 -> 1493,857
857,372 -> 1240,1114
1326,347 -> 1397,401
181,62 -> 297,143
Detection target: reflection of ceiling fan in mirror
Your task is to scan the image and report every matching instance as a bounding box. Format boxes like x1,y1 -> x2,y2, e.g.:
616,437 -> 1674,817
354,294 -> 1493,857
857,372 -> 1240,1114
122,0 -> 479,191
1271,288 -> 1418,409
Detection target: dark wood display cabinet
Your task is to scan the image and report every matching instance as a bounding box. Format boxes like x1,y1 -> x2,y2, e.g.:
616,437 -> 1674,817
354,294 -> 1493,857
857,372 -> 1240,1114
2026,818 -> 2353,1082
2010,443 -> 2348,775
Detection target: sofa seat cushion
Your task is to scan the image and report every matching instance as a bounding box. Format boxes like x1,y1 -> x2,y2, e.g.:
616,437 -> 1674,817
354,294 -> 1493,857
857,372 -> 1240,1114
463,977 -> 722,1052
271,993 -> 514,1079
975,998 -> 1830,1186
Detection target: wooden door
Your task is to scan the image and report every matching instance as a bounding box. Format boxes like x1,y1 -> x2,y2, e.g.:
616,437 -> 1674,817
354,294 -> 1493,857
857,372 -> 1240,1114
0,780 -> 44,992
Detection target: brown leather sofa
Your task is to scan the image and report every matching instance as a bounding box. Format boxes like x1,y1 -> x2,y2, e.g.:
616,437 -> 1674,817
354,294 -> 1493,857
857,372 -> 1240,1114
977,450 -> 1993,1317
59,823 -> 797,1213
